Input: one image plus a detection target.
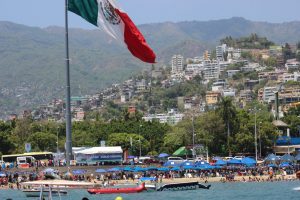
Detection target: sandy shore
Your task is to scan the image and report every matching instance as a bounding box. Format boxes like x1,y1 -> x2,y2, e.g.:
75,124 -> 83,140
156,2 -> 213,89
111,174 -> 298,185
0,174 -> 298,190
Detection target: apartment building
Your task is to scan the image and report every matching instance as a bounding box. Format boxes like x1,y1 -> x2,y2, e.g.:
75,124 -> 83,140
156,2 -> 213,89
171,55 -> 184,74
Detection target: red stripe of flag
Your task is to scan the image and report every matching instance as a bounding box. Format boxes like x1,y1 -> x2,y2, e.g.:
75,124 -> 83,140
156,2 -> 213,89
115,9 -> 156,63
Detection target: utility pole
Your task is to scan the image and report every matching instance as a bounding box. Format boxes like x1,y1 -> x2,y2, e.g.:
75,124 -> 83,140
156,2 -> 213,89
139,124 -> 142,157
192,115 -> 195,159
259,122 -> 262,158
254,110 -> 258,163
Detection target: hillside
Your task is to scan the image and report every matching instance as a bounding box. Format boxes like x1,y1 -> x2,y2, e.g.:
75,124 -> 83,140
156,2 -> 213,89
0,17 -> 300,117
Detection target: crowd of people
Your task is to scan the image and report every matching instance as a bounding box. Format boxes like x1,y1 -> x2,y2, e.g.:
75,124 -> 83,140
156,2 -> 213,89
1,164 -> 300,190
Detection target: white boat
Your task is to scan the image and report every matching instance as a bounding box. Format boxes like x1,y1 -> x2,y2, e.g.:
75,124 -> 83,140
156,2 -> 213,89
293,187 -> 300,191
23,188 -> 67,197
21,179 -> 96,200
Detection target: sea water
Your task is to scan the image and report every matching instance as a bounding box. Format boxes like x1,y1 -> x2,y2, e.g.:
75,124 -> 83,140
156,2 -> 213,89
1,181 -> 300,200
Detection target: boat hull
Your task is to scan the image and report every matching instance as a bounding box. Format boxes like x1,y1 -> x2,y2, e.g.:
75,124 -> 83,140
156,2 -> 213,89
88,183 -> 146,194
23,189 -> 67,197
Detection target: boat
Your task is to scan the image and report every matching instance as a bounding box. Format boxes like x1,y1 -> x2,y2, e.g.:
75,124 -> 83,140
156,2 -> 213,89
156,181 -> 211,191
293,187 -> 300,191
87,182 -> 146,194
23,188 -> 67,197
21,179 -> 95,200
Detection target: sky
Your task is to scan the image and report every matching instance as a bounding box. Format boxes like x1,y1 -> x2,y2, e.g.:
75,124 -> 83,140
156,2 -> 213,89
0,0 -> 300,29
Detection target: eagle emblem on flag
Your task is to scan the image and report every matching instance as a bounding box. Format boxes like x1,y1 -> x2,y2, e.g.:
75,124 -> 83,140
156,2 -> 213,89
100,0 -> 121,25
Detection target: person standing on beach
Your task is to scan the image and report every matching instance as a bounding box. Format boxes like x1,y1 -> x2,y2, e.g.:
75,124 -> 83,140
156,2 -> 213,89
269,168 -> 274,180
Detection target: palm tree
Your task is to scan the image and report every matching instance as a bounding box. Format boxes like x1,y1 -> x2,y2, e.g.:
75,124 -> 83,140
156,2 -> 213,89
216,96 -> 237,156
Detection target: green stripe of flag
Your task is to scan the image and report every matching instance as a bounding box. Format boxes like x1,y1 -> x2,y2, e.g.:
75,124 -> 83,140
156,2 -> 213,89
68,0 -> 99,27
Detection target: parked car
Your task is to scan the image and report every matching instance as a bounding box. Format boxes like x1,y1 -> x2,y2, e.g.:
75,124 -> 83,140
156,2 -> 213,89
233,156 -> 245,160
223,157 -> 233,161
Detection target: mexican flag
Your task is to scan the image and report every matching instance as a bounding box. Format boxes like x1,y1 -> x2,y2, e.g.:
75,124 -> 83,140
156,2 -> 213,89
68,0 -> 156,63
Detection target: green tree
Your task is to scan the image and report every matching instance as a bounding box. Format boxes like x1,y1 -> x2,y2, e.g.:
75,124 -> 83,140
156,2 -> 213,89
163,127 -> 189,154
107,133 -> 150,156
195,112 -> 225,155
27,132 -> 57,152
216,97 -> 238,155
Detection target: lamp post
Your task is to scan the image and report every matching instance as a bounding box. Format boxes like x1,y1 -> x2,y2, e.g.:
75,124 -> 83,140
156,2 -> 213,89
259,122 -> 262,158
254,110 -> 258,163
139,124 -> 142,157
250,107 -> 260,163
192,115 -> 195,159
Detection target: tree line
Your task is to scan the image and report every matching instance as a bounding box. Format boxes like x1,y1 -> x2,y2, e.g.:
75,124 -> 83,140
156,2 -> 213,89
1,97 -> 299,158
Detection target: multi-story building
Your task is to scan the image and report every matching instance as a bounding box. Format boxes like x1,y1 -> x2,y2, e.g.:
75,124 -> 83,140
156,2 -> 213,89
212,79 -> 227,91
203,50 -> 211,60
227,70 -> 240,78
142,109 -> 184,125
279,87 -> 300,104
222,89 -> 236,97
262,87 -> 277,103
216,44 -> 227,61
203,61 -> 220,80
206,91 -> 221,106
171,55 -> 184,74
239,90 -> 254,103
285,59 -> 300,70
136,79 -> 146,93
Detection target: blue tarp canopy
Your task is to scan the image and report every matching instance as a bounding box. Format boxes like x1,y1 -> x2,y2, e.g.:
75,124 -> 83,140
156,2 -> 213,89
215,159 -> 227,166
163,161 -> 180,167
241,157 -> 256,166
43,168 -> 56,173
133,166 -> 145,172
157,167 -> 169,172
295,153 -> 300,161
145,166 -> 158,171
195,161 -> 209,166
180,161 -> 194,167
123,166 -> 132,171
267,163 -> 278,168
140,177 -> 157,182
183,165 -> 194,170
158,153 -> 169,158
195,164 -> 214,170
107,167 -> 121,172
72,169 -> 87,175
264,154 -> 280,162
227,159 -> 242,165
95,168 -> 107,173
280,162 -> 291,168
281,154 -> 295,162
170,167 -> 181,171
127,155 -> 135,159
0,171 -> 6,177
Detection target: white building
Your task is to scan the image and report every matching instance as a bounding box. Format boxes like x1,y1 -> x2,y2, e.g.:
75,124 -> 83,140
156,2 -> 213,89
203,61 -> 220,80
227,70 -> 240,78
285,59 -> 300,70
222,89 -> 236,97
212,79 -> 227,91
171,55 -> 184,74
136,79 -> 146,92
216,44 -> 227,61
263,87 -> 277,103
142,110 -> 184,125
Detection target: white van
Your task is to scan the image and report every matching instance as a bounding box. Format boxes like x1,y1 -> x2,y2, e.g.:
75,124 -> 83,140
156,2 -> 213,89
138,156 -> 151,164
167,157 -> 184,164
17,156 -> 35,166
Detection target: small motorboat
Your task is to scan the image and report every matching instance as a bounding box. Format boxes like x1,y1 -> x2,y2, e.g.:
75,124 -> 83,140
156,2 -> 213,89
88,182 -> 146,194
157,181 -> 211,191
293,187 -> 300,191
21,179 -> 95,200
23,188 -> 67,197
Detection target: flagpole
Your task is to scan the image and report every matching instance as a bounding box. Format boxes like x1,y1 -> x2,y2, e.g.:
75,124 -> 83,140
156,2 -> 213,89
65,0 -> 72,167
